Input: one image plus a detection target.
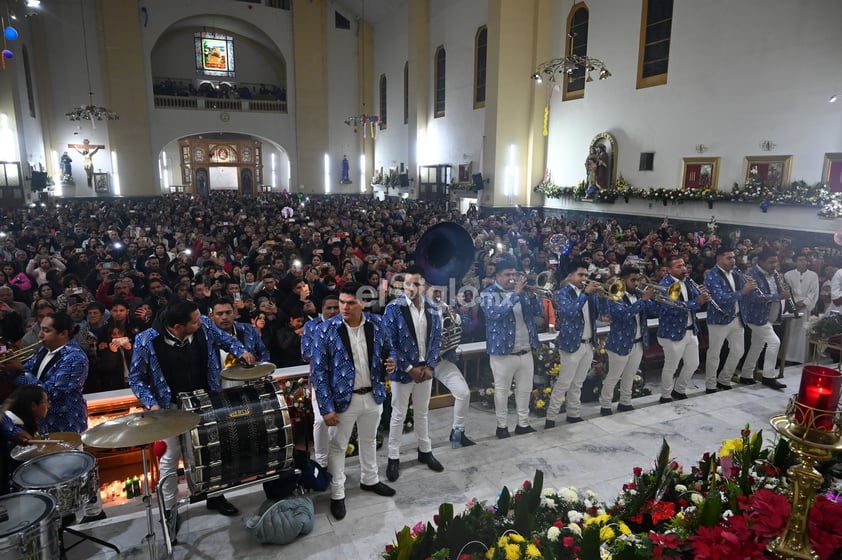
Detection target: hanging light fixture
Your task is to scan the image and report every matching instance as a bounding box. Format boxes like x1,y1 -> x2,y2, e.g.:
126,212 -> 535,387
65,0 -> 117,127
343,0 -> 378,139
531,33 -> 611,84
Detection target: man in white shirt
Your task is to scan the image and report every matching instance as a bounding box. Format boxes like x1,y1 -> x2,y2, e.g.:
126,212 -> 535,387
783,253 -> 819,363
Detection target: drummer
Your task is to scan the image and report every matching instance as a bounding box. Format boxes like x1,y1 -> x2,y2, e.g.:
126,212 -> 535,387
209,297 -> 270,389
129,299 -> 255,522
1,385 -> 48,494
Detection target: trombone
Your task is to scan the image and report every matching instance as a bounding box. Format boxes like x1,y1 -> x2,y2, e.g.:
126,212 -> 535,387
0,342 -> 41,365
639,281 -> 687,309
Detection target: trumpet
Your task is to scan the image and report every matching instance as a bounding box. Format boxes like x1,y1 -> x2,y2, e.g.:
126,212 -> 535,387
593,278 -> 626,302
516,272 -> 556,299
0,342 -> 41,365
639,281 -> 686,309
686,278 -> 727,316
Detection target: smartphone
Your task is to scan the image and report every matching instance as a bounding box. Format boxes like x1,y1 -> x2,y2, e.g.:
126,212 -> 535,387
71,287 -> 84,295
75,248 -> 84,253
259,248 -> 268,254
102,262 -> 113,269
233,292 -> 242,302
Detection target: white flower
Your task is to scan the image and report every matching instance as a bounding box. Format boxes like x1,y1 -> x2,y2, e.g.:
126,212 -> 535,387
628,489 -> 638,496
540,497 -> 557,509
600,546 -> 613,560
542,487 -> 556,497
722,509 -> 734,519
547,526 -> 561,542
689,492 -> 704,505
568,510 -> 584,523
560,488 -> 578,502
674,484 -> 687,493
596,508 -> 606,516
586,490 -> 599,500
584,498 -> 594,509
567,523 -> 582,536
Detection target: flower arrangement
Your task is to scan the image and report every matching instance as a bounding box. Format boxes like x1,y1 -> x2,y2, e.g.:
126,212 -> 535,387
809,313 -> 842,340
381,425 -> 842,560
534,178 -> 841,217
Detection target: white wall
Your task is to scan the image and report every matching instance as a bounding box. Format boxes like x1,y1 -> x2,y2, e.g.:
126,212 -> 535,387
544,0 -> 842,191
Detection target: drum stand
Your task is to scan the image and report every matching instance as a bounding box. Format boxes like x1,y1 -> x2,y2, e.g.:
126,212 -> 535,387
61,524 -> 120,559
139,446 -> 161,560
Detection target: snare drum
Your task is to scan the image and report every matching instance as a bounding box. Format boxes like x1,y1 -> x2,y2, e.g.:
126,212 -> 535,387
0,491 -> 61,560
179,379 -> 294,496
12,451 -> 99,516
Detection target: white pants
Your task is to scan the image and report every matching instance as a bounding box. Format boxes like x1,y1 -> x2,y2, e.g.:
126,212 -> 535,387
327,393 -> 382,500
159,435 -> 182,510
311,387 -> 332,468
602,343 -> 643,408
743,322 -> 780,379
547,344 -> 593,420
705,320 -> 745,389
489,353 -> 534,428
658,334 -> 699,398
435,359 -> 470,430
387,378 -> 432,459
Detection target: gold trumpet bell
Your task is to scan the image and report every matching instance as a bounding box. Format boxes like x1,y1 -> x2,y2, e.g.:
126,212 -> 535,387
666,281 -> 682,301
0,341 -> 41,364
607,279 -> 625,300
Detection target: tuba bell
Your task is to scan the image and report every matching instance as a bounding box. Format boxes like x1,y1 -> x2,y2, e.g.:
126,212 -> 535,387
414,222 -> 475,356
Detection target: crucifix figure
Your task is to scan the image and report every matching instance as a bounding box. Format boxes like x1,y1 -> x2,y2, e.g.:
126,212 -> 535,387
68,138 -> 105,187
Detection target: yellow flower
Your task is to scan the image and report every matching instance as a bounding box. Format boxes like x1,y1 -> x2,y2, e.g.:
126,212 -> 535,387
505,543 -> 521,560
585,513 -> 611,527
719,437 -> 743,457
535,399 -> 546,409
485,547 -> 496,559
508,533 -> 525,544
618,522 -> 631,535
498,536 -> 509,548
346,443 -> 355,455
599,525 -> 615,541
543,386 -> 553,395
525,544 -> 542,559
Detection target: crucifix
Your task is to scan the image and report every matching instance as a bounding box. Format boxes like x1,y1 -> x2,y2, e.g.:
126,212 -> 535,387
68,138 -> 105,187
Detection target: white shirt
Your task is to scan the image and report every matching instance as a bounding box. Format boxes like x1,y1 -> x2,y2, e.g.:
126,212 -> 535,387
344,317 -> 370,390
717,265 -> 739,316
37,344 -> 66,380
785,268 -> 819,314
830,269 -> 842,314
407,297 -> 427,361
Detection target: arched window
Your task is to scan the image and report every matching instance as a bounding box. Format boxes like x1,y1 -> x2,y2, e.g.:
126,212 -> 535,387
474,26 -> 487,108
563,4 -> 589,101
434,46 -> 446,118
637,0 -> 673,89
379,74 -> 387,129
403,62 -> 409,124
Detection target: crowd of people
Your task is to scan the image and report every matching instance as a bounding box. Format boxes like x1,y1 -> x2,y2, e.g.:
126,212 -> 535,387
153,79 -> 287,102
0,191 -> 837,523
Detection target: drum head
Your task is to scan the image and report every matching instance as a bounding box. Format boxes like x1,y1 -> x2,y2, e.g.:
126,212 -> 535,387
0,491 -> 56,538
12,451 -> 96,489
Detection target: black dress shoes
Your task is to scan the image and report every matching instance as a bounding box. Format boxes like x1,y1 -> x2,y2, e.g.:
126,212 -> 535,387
670,390 -> 688,400
418,451 -> 444,472
163,508 -> 181,542
330,498 -> 346,520
496,427 -> 511,439
449,429 -> 476,447
706,388 -> 718,394
566,416 -> 584,424
761,378 -> 787,390
544,420 -> 556,430
207,495 -> 239,516
716,383 -> 733,390
386,458 -> 400,482
659,397 -> 673,404
514,424 -> 536,435
617,403 -> 635,412
360,481 -> 396,496
739,377 -> 758,385
600,407 -> 613,416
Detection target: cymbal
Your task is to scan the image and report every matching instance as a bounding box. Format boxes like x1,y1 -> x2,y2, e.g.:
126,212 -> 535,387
82,409 -> 200,449
11,432 -> 82,461
220,361 -> 276,381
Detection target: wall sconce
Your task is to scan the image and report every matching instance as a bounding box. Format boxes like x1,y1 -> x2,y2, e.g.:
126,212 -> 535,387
695,144 -> 708,154
760,140 -> 776,152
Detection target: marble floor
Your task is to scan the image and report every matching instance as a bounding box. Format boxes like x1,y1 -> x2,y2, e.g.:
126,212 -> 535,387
63,366 -> 809,559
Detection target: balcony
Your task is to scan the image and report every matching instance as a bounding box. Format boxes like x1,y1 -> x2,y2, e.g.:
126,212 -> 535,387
153,95 -> 287,114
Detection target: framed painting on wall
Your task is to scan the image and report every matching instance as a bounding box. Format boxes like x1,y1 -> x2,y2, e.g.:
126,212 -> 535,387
681,157 -> 720,190
744,155 -> 792,190
822,153 -> 842,192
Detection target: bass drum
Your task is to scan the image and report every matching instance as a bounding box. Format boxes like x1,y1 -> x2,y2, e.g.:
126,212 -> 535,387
179,379 -> 294,496
0,491 -> 60,560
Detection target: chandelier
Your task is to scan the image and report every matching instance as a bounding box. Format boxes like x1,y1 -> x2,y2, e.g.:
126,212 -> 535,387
530,34 -> 611,84
65,0 -> 118,127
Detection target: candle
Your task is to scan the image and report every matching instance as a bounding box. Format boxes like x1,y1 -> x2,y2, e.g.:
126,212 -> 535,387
796,366 -> 842,430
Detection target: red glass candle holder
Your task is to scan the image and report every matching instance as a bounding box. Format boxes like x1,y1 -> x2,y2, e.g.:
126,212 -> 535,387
795,365 -> 842,431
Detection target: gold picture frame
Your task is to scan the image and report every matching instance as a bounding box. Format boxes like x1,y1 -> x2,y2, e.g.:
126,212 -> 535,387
681,157 -> 720,190
744,155 -> 792,190
822,152 -> 842,192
